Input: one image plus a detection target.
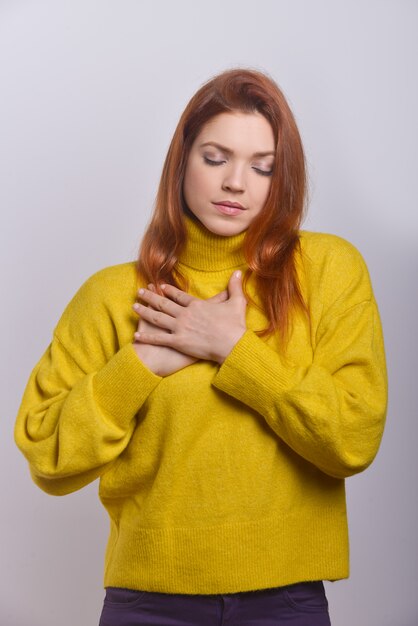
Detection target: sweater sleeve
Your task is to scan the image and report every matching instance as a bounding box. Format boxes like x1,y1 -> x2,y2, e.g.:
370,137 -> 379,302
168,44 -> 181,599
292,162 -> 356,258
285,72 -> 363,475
212,241 -> 388,479
14,268 -> 162,496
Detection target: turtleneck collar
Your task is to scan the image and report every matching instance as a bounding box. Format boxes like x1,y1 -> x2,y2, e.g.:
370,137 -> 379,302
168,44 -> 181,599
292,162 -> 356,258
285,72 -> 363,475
178,214 -> 247,272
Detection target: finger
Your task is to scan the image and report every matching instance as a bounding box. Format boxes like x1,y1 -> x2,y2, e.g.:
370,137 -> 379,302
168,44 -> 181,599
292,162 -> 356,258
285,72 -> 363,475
137,287 -> 181,316
207,289 -> 228,303
133,302 -> 176,331
160,283 -> 195,306
138,315 -> 166,333
133,330 -> 176,348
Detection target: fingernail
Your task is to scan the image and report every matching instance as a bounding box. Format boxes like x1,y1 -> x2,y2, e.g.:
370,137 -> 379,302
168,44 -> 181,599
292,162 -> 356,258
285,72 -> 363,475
138,288 -> 145,295
235,270 -> 242,278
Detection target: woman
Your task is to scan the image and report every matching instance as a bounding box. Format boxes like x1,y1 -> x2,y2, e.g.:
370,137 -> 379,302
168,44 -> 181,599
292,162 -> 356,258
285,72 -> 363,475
15,68 -> 387,626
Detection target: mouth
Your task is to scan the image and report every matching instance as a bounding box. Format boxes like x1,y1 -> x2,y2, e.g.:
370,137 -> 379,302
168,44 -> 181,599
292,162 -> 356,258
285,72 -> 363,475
212,201 -> 246,216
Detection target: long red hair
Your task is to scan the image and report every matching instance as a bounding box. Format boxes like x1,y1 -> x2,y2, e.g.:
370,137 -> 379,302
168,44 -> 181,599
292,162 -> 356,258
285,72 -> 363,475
137,68 -> 308,343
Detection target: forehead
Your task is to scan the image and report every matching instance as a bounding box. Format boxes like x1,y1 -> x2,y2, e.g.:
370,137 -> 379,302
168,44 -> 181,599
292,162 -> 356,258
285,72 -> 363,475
195,111 -> 275,153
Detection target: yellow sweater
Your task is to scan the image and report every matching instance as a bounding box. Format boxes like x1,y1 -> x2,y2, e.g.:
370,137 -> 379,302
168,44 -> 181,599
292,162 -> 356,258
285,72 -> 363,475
15,215 -> 387,594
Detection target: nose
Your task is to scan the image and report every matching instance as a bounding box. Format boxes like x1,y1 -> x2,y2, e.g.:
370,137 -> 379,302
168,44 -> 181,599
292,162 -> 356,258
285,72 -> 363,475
221,164 -> 245,193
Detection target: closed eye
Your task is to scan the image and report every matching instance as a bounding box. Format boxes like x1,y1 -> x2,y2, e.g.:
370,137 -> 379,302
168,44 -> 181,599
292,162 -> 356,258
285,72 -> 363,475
204,157 -> 273,177
253,167 -> 273,177
203,157 -> 225,166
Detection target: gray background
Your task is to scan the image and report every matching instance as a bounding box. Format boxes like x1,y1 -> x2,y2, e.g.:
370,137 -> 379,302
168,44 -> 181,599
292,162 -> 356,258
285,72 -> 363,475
1,1 -> 417,624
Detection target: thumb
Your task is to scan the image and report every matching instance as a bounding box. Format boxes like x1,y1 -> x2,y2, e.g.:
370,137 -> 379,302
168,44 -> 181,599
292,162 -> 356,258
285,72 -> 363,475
228,270 -> 245,299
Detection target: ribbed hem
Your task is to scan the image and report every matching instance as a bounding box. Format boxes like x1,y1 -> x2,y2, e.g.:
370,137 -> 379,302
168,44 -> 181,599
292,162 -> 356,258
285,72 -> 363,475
93,343 -> 161,429
103,506 -> 349,594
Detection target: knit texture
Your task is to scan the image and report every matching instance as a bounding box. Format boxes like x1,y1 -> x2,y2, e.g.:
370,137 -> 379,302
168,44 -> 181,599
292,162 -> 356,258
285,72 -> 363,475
15,215 -> 388,594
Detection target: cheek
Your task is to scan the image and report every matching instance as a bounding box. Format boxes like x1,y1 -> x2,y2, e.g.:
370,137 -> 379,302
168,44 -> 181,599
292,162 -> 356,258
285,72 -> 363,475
184,162 -> 211,201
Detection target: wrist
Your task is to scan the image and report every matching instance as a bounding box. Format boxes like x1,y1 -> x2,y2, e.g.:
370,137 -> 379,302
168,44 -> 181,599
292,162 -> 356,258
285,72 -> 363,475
132,342 -> 161,376
216,328 -> 246,365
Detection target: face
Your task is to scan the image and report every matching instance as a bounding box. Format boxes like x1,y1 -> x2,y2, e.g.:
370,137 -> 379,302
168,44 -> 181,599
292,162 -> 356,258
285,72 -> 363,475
182,111 -> 275,236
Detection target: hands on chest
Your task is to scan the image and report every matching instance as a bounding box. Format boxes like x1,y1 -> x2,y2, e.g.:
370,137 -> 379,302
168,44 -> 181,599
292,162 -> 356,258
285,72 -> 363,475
132,270 -> 247,376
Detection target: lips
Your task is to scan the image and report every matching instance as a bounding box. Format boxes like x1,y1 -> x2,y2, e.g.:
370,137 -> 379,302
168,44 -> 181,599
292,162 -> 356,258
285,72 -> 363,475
214,201 -> 245,209
213,201 -> 246,217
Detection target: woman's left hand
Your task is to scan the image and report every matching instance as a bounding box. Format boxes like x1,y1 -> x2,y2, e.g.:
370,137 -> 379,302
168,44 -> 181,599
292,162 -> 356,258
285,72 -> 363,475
133,270 -> 247,364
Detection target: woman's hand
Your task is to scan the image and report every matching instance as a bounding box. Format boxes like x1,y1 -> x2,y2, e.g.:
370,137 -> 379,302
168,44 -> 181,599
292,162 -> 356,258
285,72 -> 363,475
133,271 -> 247,364
132,285 -> 230,376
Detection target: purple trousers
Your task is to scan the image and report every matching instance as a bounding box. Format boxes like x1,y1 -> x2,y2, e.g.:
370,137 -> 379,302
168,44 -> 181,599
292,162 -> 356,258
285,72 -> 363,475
98,581 -> 331,625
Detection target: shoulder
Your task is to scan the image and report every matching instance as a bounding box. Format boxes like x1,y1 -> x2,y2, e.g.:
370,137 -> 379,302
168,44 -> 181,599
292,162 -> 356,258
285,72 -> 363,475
77,261 -> 139,292
53,261 -> 140,347
63,261 -> 139,308
298,230 -> 366,265
297,230 -> 374,309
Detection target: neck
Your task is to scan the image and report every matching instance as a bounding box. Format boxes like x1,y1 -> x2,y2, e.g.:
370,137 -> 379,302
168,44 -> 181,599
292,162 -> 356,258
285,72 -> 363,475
178,214 -> 247,272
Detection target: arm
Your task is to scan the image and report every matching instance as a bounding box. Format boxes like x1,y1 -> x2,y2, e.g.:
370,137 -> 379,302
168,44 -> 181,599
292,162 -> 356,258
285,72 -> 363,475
15,338 -> 161,495
212,246 -> 388,479
212,301 -> 387,479
14,269 -> 162,496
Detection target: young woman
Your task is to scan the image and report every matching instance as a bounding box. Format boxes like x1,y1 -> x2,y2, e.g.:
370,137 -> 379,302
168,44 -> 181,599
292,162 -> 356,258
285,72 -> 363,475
15,68 -> 388,626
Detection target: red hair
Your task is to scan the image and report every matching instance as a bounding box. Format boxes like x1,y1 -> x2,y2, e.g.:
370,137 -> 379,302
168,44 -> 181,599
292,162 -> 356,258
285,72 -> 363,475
137,67 -> 308,343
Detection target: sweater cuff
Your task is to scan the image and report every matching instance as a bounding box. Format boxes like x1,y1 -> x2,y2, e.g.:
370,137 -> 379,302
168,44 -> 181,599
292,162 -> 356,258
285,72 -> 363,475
93,343 -> 162,428
212,330 -> 294,415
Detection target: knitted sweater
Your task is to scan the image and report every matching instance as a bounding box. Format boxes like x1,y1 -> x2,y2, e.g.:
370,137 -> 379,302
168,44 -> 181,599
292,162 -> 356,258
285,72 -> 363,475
15,215 -> 387,594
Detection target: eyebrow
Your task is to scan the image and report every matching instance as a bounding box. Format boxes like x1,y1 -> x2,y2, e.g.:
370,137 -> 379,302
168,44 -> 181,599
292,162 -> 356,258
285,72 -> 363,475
199,141 -> 275,158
